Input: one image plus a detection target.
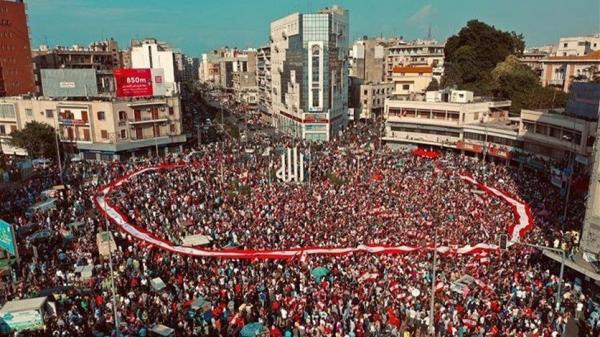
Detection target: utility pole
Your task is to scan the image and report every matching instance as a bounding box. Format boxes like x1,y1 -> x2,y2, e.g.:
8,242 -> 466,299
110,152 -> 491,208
105,218 -> 120,336
509,240 -> 565,311
429,228 -> 438,335
54,128 -> 63,184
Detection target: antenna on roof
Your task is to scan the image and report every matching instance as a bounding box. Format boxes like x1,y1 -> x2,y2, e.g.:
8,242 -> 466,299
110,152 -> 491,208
427,24 -> 432,40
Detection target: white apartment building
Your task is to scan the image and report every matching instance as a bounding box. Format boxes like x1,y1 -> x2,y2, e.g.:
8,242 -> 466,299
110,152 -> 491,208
0,96 -> 186,160
130,38 -> 178,95
270,6 -> 349,141
556,34 -> 600,57
385,39 -> 444,82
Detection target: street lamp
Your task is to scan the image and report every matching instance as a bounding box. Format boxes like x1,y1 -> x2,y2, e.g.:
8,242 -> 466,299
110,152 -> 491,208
428,228 -> 438,335
104,217 -> 120,335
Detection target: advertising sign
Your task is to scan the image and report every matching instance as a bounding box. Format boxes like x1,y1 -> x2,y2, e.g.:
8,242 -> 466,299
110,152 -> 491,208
114,68 -> 167,97
0,219 -> 16,256
114,69 -> 153,97
1,309 -> 44,331
41,69 -> 98,98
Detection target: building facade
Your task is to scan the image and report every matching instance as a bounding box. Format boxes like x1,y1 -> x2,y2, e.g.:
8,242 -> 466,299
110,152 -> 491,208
0,0 -> 35,96
130,38 -> 178,95
350,82 -> 394,120
349,37 -> 387,83
556,34 -> 600,57
541,50 -> 600,92
256,46 -> 272,120
383,91 -> 517,160
581,120 -> 600,255
392,66 -> 433,96
384,40 -> 444,82
270,6 -> 349,141
0,96 -> 186,160
32,39 -> 122,94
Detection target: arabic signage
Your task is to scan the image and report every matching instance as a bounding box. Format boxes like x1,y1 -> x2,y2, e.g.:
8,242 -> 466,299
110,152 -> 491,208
113,68 -> 167,97
0,219 -> 16,256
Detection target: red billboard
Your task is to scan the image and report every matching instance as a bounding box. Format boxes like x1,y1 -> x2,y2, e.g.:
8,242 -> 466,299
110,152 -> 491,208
114,69 -> 153,97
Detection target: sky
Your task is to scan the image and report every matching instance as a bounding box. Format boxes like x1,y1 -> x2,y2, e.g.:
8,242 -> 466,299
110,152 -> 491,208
27,0 -> 600,56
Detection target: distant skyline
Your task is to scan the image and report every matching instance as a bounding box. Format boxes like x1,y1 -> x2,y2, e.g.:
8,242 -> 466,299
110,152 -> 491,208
27,0 -> 600,56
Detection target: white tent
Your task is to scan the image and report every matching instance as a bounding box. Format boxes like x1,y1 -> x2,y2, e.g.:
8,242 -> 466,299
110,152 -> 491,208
0,296 -> 48,331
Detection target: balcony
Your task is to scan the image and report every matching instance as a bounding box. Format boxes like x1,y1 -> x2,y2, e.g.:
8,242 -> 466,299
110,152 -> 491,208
128,117 -> 169,125
549,79 -> 565,86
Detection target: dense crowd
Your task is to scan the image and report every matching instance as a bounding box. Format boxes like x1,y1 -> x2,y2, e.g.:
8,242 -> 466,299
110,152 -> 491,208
0,121 -> 598,337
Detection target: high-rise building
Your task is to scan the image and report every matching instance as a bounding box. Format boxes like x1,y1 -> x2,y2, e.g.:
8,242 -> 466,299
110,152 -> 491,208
270,5 -> 349,141
0,0 -> 35,96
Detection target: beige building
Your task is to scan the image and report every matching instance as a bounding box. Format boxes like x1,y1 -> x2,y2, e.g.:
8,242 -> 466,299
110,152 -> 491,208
351,82 -> 394,120
0,96 -> 185,160
385,40 -> 444,82
541,50 -> 600,92
392,66 -> 433,96
232,51 -> 258,106
520,109 -> 597,160
383,90 -> 518,160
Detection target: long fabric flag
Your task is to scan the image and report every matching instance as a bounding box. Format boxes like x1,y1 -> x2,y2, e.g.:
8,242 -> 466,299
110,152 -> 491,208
94,164 -> 534,260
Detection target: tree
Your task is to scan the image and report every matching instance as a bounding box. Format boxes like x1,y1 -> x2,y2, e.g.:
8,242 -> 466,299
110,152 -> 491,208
9,121 -> 58,158
491,55 -> 568,113
425,78 -> 439,91
442,20 -> 525,95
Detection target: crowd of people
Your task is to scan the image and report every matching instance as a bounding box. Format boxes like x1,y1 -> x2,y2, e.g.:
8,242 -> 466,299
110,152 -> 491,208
0,121 -> 598,337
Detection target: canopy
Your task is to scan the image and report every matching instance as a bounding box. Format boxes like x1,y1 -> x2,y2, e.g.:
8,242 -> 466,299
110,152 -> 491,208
240,322 -> 265,337
0,297 -> 47,332
412,148 -> 441,160
311,267 -> 330,281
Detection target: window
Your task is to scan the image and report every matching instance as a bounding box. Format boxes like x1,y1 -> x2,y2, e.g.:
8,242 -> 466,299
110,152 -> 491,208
120,129 -> 127,139
101,130 -> 108,139
0,125 -> 5,135
0,104 -> 15,119
45,109 -> 54,118
25,108 -> 33,117
118,111 -> 127,120
563,43 -> 568,47
170,124 -> 176,133
97,111 -> 106,120
402,84 -> 410,90
168,107 -> 174,115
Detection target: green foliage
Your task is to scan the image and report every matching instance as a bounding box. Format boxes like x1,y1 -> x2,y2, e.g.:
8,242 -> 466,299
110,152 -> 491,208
492,55 -> 568,113
425,78 -> 439,91
442,20 -> 525,95
9,121 -> 58,158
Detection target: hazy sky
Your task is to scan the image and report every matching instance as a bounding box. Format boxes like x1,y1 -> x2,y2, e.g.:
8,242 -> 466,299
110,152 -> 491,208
27,0 -> 600,56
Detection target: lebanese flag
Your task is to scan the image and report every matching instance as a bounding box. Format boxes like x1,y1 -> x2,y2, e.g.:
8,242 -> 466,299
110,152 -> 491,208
359,272 -> 379,283
389,280 -> 401,294
478,251 -> 490,264
462,318 -> 477,329
386,308 -> 401,328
